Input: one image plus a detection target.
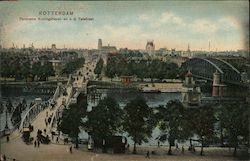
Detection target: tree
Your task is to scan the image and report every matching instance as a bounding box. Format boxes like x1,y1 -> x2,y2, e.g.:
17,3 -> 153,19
6,99 -> 13,113
41,62 -> 55,81
32,62 -> 43,81
1,59 -> 12,81
57,100 -> 86,148
12,57 -> 22,80
105,55 -> 179,80
94,58 -> 104,78
62,58 -> 85,75
11,104 -> 21,125
187,105 -> 216,155
0,102 -> 4,114
22,98 -> 27,110
83,97 -> 123,152
219,103 -> 249,156
156,100 -> 190,155
20,60 -> 31,81
123,97 -> 155,154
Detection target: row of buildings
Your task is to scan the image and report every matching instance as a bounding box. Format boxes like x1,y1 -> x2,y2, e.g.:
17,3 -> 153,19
1,39 -> 249,77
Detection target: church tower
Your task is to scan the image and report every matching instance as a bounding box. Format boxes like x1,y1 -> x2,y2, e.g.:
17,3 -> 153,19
98,39 -> 102,50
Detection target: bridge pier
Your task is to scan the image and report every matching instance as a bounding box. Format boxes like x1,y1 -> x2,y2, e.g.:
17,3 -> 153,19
212,70 -> 226,97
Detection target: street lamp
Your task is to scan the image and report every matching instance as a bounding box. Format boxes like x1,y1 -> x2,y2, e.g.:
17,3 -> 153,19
4,109 -> 10,136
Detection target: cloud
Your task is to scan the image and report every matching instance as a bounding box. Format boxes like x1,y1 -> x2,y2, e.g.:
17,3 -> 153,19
189,19 -> 219,34
151,11 -> 238,35
139,14 -> 150,21
218,16 -> 240,30
160,11 -> 183,25
103,25 -> 141,38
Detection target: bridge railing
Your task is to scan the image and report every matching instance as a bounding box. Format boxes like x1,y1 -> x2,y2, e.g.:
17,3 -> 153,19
18,84 -> 60,133
66,74 -> 72,87
19,103 -> 42,132
49,86 -> 73,131
66,86 -> 74,107
52,85 -> 60,101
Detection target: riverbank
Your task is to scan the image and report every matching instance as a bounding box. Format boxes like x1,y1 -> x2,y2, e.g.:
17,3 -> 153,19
1,139 -> 248,161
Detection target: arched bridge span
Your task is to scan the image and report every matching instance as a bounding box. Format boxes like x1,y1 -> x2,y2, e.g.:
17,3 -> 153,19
182,57 -> 242,85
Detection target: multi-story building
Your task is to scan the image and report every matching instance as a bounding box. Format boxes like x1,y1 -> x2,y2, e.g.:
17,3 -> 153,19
145,40 -> 155,56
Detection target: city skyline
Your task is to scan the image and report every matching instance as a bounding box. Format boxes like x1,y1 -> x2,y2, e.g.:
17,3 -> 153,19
0,1 -> 249,51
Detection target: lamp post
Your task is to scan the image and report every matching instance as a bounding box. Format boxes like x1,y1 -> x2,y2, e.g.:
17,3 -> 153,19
5,109 -> 10,136
5,110 -> 8,129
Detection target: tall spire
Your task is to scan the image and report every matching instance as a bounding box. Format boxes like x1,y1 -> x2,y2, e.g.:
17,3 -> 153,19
209,41 -> 211,52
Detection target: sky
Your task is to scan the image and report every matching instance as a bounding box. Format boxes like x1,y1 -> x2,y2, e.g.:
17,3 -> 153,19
0,1 -> 249,51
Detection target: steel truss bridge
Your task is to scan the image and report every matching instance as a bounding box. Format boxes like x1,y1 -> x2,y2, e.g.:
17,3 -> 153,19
182,57 -> 246,86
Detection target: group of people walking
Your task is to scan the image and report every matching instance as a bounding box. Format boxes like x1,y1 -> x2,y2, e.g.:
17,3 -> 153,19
34,140 -> 40,148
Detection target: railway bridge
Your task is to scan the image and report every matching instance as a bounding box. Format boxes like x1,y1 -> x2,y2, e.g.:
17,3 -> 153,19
182,57 -> 246,87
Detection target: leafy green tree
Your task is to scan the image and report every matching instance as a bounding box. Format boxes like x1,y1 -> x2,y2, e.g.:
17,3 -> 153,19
0,102 -> 4,114
32,62 -> 43,81
11,103 -> 22,125
57,100 -> 87,148
1,59 -> 11,80
20,61 -> 31,81
123,97 -> 155,154
6,99 -> 13,113
41,62 -> 55,81
62,58 -> 85,75
105,55 -> 179,80
156,100 -> 190,155
12,57 -> 22,80
105,57 -> 117,79
94,58 -> 104,78
83,97 -> 123,152
187,105 -> 216,155
218,103 -> 249,156
22,98 -> 27,110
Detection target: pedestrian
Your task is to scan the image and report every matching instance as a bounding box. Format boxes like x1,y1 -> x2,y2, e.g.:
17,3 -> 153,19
56,137 -> 59,143
145,151 -> 150,158
126,144 -> 130,151
45,118 -> 48,127
182,146 -> 184,154
157,140 -> 160,147
34,140 -> 37,147
176,143 -> 179,150
44,129 -> 46,134
192,146 -> 195,152
51,134 -> 54,141
46,111 -> 48,117
69,146 -> 72,153
6,136 -> 9,142
37,140 -> 40,147
3,154 -> 6,161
